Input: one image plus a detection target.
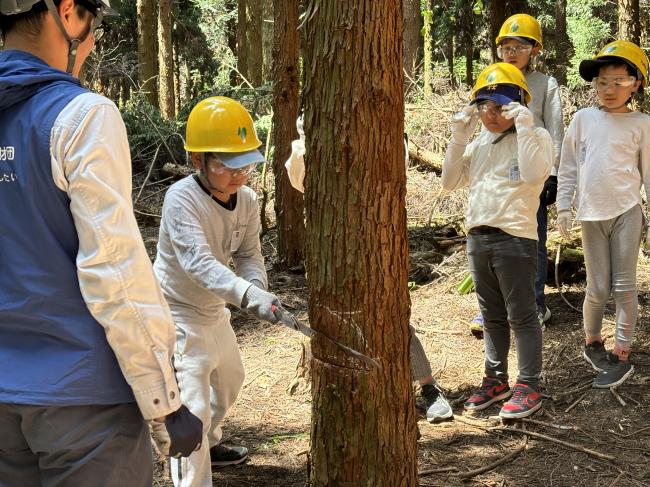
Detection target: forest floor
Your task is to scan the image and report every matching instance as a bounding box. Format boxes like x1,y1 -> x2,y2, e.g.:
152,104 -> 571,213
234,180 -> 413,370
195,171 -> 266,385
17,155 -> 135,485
145,165 -> 650,487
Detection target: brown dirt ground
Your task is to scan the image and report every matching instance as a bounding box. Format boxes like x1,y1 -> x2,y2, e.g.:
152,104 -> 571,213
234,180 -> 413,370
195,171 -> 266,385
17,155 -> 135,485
144,166 -> 650,487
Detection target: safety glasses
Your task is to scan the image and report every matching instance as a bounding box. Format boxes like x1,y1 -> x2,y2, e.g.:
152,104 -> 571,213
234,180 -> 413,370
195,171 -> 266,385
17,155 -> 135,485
592,76 -> 638,90
497,45 -> 533,58
207,160 -> 256,178
476,101 -> 504,115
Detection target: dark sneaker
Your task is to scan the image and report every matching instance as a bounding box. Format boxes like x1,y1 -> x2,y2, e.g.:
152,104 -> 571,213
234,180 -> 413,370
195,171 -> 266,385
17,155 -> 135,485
593,353 -> 634,388
464,377 -> 511,411
584,340 -> 608,372
469,313 -> 484,338
421,383 -> 453,423
499,383 -> 543,419
210,444 -> 248,467
536,306 -> 550,331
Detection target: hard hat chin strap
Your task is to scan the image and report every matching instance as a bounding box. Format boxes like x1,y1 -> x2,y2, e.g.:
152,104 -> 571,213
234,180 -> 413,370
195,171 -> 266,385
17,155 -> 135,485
43,0 -> 91,73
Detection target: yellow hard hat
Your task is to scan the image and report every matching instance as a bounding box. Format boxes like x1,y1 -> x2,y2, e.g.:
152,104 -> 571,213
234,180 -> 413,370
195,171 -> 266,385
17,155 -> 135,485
579,40 -> 649,87
470,62 -> 532,105
496,14 -> 543,49
185,96 -> 263,154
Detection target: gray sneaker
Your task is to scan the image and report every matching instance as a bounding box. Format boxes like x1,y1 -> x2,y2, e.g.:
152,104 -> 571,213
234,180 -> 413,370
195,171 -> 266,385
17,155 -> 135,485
536,306 -> 550,331
210,444 -> 248,467
593,353 -> 634,388
421,383 -> 453,423
584,340 -> 608,372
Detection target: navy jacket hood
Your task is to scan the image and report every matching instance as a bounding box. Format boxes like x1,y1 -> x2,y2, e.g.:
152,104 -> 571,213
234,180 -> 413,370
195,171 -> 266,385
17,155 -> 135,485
0,50 -> 80,111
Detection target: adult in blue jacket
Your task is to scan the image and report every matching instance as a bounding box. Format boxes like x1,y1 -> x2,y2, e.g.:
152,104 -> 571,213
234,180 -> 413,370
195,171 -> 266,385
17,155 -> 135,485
0,1 -> 201,485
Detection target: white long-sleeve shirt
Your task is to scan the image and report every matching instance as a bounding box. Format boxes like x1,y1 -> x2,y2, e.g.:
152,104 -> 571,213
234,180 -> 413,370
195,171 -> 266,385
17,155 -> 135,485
154,176 -> 267,325
51,93 -> 181,420
526,70 -> 564,173
442,126 -> 553,240
557,107 -> 650,221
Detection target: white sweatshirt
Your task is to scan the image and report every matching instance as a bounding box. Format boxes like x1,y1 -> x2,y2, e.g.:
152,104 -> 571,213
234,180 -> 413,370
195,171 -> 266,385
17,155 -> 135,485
154,176 -> 268,325
442,126 -> 553,240
526,70 -> 564,172
51,93 -> 181,420
557,107 -> 650,221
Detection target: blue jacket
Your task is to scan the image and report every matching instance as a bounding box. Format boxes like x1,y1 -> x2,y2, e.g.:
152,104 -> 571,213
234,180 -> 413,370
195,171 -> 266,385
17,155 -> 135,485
0,50 -> 133,405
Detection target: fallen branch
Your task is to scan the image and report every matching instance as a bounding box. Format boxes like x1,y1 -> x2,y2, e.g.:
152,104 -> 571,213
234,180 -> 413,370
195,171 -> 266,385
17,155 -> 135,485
456,439 -> 528,479
453,414 -> 497,430
553,382 -> 592,401
610,388 -> 627,407
610,425 -> 650,438
419,466 -> 458,477
564,391 -> 589,413
489,427 -> 615,461
519,417 -> 576,431
408,145 -> 443,173
134,144 -> 162,204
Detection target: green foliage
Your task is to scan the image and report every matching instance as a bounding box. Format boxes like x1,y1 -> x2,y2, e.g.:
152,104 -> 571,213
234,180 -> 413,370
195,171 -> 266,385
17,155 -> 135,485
120,93 -> 184,167
566,0 -> 611,88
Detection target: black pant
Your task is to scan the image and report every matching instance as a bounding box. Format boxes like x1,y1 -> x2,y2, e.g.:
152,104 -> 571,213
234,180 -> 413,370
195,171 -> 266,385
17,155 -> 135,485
468,229 -> 542,386
0,402 -> 152,487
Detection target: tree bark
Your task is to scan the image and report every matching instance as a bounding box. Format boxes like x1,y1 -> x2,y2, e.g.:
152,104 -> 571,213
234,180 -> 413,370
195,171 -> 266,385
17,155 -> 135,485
158,0 -> 175,119
237,0 -> 249,84
262,0 -> 274,83
136,0 -> 158,107
489,0 -> 506,62
554,0 -> 570,85
618,0 -> 640,44
403,0 -> 422,84
272,0 -> 305,268
225,0 -> 238,86
246,0 -> 264,86
422,6 -> 433,95
302,2 -> 418,486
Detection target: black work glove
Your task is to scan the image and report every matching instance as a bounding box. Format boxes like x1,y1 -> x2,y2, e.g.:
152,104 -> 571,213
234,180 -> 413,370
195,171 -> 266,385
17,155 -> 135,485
541,175 -> 558,206
165,405 -> 203,458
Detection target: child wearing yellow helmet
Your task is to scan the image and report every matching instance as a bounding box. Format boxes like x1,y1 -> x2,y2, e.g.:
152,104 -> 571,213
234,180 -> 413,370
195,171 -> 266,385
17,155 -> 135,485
469,13 -> 565,336
556,40 -> 650,388
152,96 -> 290,483
442,62 -> 554,419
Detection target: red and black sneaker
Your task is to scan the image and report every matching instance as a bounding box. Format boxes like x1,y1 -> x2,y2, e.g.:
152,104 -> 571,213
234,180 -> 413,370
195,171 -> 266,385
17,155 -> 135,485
463,377 -> 511,411
498,383 -> 543,419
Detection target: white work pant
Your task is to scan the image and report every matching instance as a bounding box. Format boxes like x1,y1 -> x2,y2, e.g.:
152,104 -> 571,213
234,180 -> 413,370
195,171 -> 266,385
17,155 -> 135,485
170,308 -> 245,487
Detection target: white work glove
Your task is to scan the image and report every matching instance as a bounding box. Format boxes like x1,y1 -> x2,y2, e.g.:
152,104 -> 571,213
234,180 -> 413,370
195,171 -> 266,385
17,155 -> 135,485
556,210 -> 573,240
449,104 -> 479,145
501,102 -> 534,130
285,138 -> 306,193
241,284 -> 281,323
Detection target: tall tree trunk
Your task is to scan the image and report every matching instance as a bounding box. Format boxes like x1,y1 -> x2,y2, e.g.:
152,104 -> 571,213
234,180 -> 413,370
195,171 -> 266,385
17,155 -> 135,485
505,0 -> 529,16
225,0 -> 238,86
303,2 -> 418,486
554,0 -> 570,85
462,2 -> 474,86
158,0 -> 175,119
173,34 -> 181,115
403,0 -> 423,85
246,0 -> 264,86
618,0 -> 641,44
272,0 -> 305,268
423,7 -> 433,95
237,0 -> 249,84
136,0 -> 159,107
262,0 -> 274,83
489,0 -> 506,62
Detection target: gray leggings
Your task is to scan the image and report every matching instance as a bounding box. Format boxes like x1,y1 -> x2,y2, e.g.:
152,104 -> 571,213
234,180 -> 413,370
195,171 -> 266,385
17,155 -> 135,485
410,326 -> 433,382
581,205 -> 643,350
